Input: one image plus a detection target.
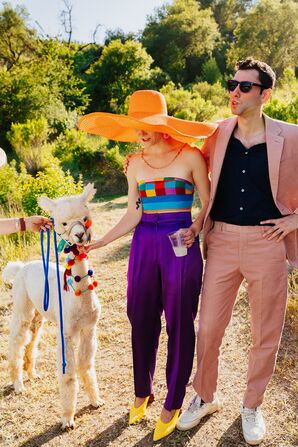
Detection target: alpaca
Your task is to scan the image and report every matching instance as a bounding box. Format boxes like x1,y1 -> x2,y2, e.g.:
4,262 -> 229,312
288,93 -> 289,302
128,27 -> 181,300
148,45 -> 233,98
2,183 -> 103,429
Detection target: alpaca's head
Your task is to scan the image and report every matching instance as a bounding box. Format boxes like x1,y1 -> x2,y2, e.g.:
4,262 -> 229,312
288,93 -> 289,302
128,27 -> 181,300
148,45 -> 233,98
38,183 -> 97,245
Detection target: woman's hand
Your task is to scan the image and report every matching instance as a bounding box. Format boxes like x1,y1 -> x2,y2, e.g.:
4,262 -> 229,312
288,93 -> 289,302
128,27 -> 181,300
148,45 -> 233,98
180,227 -> 197,248
79,238 -> 106,253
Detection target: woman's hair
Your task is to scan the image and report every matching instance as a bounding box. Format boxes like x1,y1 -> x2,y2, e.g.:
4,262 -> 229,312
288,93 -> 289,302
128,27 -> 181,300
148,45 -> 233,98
236,57 -> 276,89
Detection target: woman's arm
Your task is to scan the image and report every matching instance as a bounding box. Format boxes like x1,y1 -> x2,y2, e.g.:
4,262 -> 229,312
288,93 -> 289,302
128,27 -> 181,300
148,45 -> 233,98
84,161 -> 142,252
182,149 -> 210,247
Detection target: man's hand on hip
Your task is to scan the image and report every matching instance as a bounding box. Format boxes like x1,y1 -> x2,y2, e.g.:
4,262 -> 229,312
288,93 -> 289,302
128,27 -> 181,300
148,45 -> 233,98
260,214 -> 298,241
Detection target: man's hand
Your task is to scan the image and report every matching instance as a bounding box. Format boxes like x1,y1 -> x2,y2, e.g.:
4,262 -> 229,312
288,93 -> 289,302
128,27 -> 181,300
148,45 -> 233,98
261,214 -> 298,241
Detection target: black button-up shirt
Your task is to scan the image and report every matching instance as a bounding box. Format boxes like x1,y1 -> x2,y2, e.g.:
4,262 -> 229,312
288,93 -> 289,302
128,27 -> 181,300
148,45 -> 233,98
210,136 -> 282,225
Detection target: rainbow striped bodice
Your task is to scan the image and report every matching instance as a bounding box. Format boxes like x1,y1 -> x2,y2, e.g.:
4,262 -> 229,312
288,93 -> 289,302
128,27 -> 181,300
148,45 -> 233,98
137,177 -> 194,213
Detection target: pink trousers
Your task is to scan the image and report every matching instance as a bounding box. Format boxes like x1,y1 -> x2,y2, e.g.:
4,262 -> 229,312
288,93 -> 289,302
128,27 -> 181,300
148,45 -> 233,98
193,221 -> 288,408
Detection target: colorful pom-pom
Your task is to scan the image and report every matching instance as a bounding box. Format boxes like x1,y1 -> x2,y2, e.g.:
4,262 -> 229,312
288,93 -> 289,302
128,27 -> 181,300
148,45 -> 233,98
93,281 -> 98,288
64,246 -> 71,253
66,269 -> 71,276
75,289 -> 81,296
68,259 -> 75,266
88,284 -> 94,290
88,269 -> 93,276
74,275 -> 81,282
65,264 -> 72,270
84,219 -> 92,229
67,279 -> 72,285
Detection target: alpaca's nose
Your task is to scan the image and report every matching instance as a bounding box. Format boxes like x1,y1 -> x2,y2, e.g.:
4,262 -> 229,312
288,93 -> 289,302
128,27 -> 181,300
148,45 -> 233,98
75,231 -> 85,241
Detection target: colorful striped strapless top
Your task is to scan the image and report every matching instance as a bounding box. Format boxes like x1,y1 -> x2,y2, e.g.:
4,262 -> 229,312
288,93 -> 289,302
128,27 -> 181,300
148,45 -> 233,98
137,177 -> 194,213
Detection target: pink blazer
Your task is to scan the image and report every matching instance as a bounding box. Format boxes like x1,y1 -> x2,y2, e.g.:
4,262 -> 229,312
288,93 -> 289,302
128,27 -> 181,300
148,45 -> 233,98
201,114 -> 298,267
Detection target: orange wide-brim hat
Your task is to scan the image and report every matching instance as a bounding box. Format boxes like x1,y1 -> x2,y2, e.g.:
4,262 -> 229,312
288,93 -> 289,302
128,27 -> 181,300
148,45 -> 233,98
78,90 -> 218,144
0,148 -> 7,168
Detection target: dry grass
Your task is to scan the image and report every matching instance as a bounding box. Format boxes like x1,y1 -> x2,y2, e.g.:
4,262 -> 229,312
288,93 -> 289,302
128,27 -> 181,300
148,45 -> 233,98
0,196 -> 297,447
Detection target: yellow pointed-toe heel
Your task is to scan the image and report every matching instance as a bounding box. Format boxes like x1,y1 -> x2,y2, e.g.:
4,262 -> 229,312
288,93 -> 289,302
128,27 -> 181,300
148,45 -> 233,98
129,394 -> 154,425
153,409 -> 181,441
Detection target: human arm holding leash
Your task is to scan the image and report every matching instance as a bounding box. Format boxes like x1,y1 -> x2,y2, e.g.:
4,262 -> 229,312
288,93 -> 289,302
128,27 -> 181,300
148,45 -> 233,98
0,216 -> 52,235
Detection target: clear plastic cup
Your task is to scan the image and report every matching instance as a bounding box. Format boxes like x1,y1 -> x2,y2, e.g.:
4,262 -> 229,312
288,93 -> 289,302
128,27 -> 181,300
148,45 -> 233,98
168,230 -> 187,257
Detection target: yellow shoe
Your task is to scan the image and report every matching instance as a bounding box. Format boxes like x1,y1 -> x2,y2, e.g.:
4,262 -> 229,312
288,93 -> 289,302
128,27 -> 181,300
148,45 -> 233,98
129,396 -> 150,425
153,409 -> 181,441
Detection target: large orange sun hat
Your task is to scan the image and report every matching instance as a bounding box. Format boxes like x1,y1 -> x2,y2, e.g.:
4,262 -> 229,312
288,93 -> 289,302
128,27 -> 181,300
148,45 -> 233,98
78,90 -> 218,144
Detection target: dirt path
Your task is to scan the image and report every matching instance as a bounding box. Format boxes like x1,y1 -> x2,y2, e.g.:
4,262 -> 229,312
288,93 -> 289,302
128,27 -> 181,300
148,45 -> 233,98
0,196 -> 297,447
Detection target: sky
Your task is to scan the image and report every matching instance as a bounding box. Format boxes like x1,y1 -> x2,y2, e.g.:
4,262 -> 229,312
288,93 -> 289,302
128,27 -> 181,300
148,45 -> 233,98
5,0 -> 167,43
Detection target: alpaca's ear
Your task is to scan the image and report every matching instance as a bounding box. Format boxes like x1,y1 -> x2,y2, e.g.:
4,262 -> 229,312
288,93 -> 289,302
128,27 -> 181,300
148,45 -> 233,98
81,183 -> 96,203
38,196 -> 56,214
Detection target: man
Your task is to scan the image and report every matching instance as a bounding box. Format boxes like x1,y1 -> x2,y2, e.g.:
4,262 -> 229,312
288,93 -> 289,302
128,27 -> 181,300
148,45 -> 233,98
177,57 -> 298,445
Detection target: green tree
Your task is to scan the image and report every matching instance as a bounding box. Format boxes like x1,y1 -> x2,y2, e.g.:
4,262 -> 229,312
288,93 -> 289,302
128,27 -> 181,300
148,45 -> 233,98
86,39 -> 155,113
0,3 -> 37,69
227,0 -> 298,76
142,0 -> 220,84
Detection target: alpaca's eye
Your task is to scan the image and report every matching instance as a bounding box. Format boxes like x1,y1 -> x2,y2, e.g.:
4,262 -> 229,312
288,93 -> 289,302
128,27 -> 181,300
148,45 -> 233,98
83,216 -> 88,222
62,222 -> 67,226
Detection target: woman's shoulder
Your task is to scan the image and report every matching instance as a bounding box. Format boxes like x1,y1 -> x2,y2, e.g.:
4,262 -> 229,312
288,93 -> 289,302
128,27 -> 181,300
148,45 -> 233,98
182,144 -> 205,162
124,152 -> 142,175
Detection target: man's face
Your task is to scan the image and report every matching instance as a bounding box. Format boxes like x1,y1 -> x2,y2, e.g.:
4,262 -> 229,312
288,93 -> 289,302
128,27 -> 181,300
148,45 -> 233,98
229,69 -> 268,117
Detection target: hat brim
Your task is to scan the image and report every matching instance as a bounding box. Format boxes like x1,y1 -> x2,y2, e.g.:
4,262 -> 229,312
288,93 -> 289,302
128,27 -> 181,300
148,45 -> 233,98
78,112 -> 218,144
0,148 -> 7,168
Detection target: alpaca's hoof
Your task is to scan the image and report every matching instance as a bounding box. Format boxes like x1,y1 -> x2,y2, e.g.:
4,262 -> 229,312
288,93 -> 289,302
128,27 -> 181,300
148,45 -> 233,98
91,397 -> 105,408
28,370 -> 40,380
62,417 -> 75,430
13,380 -> 24,394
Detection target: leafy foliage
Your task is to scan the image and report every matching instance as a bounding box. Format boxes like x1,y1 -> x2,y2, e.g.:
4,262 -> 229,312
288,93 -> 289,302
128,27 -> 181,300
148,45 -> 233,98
0,161 -> 83,215
86,39 -> 155,113
142,0 -> 220,83
227,0 -> 298,76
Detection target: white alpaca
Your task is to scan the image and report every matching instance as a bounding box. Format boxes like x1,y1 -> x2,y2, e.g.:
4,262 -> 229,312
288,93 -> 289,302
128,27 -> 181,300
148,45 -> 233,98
2,183 -> 102,429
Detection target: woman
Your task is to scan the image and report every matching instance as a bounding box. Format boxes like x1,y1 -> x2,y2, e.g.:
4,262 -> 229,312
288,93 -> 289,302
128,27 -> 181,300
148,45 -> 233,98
0,148 -> 52,234
78,90 -> 217,441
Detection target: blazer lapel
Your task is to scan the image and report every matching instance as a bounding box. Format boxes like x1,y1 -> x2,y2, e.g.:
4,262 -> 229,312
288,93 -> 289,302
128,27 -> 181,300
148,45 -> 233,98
211,117 -> 237,196
264,114 -> 284,203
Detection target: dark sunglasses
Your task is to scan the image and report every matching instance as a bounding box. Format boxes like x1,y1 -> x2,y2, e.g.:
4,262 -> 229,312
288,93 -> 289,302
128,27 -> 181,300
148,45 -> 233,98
227,79 -> 269,93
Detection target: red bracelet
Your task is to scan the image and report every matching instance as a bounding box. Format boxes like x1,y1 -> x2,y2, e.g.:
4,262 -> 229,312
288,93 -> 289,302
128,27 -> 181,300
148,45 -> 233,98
19,217 -> 26,231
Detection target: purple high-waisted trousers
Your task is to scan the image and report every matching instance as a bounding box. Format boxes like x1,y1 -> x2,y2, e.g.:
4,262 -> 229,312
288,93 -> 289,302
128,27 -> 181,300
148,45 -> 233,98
127,212 -> 203,411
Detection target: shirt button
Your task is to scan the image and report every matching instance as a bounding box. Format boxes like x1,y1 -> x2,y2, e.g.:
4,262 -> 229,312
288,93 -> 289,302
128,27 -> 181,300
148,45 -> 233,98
241,188 -> 245,192
245,151 -> 248,155
242,170 -> 246,173
240,207 -> 244,211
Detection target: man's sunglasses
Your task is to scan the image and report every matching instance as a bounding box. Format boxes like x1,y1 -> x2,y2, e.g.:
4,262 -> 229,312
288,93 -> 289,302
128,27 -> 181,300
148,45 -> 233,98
226,80 -> 269,93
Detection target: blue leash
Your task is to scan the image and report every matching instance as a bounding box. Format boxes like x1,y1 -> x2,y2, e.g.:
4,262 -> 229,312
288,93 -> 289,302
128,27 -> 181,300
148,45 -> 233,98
40,219 -> 67,374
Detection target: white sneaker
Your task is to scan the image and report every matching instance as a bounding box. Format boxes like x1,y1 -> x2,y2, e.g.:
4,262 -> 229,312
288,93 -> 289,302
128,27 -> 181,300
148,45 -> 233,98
176,394 -> 221,431
241,406 -> 266,445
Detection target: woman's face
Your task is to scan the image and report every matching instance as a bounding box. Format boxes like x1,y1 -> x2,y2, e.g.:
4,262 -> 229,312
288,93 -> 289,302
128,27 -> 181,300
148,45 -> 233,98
136,130 -> 163,148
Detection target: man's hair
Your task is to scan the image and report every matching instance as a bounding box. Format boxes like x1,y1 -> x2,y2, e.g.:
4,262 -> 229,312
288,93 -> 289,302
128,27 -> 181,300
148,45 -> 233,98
236,57 -> 276,89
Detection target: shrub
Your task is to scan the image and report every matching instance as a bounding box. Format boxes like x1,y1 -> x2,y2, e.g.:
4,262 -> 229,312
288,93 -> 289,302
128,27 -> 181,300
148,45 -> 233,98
0,161 -> 83,215
7,118 -> 57,173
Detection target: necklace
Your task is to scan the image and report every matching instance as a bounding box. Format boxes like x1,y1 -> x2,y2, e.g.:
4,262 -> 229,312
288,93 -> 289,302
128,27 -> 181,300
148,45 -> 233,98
63,244 -> 98,296
141,144 -> 185,170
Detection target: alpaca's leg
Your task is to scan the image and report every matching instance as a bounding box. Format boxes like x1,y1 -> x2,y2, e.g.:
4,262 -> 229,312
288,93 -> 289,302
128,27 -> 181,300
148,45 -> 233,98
78,326 -> 103,407
57,334 -> 79,429
23,311 -> 44,379
9,294 -> 35,393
